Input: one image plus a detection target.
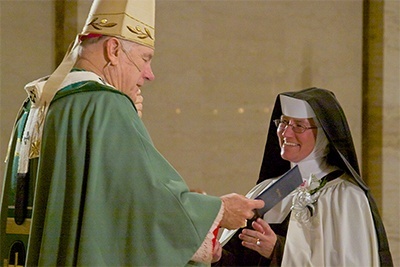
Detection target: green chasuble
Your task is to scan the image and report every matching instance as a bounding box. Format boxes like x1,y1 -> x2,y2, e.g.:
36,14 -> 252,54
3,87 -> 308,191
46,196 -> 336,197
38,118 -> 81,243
0,99 -> 38,266
2,74 -> 222,266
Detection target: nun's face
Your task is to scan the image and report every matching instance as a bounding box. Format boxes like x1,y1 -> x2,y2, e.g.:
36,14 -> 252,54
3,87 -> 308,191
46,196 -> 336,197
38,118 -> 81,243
277,116 -> 318,163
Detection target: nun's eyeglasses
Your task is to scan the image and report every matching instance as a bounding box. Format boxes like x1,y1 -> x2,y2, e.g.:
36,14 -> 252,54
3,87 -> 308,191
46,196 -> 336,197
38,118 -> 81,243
273,119 -> 318,134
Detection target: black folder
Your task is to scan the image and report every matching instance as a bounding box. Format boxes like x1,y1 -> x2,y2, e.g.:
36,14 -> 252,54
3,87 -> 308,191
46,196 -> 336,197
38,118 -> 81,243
253,165 -> 302,218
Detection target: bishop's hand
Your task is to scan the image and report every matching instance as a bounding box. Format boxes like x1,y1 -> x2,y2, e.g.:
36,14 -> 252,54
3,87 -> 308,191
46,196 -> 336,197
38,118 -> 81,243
219,193 -> 264,230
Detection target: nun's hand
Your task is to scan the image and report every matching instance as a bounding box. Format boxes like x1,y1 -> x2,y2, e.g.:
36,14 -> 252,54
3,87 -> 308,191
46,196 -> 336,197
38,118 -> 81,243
239,218 -> 277,258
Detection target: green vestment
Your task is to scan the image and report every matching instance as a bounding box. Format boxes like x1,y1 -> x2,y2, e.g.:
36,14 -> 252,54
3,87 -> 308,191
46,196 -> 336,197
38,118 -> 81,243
1,74 -> 221,266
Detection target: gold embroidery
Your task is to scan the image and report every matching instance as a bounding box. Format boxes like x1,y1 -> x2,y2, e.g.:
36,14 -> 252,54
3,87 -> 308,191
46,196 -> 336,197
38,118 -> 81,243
127,25 -> 153,40
29,103 -> 46,159
88,17 -> 117,30
29,141 -> 40,158
6,218 -> 31,235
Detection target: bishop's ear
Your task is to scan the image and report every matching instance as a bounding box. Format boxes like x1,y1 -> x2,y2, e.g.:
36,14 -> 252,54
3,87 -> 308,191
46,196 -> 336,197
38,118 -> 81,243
104,37 -> 122,66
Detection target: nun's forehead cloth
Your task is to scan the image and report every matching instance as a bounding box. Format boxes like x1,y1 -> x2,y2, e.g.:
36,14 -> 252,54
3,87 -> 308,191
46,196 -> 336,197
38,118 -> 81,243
279,95 -> 316,119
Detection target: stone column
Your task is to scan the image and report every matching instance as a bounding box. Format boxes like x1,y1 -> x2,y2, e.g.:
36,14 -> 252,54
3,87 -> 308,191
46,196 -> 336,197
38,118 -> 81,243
362,0 -> 400,264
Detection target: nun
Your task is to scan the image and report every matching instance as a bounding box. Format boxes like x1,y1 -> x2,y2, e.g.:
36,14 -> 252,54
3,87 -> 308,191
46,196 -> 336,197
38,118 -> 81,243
213,87 -> 392,266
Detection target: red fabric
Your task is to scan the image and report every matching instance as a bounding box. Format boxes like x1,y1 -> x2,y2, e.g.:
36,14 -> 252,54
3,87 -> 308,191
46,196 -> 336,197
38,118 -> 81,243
79,33 -> 103,41
212,226 -> 220,248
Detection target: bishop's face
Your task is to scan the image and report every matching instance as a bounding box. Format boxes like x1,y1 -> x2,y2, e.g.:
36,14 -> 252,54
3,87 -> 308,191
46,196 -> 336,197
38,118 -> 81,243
118,43 -> 155,103
103,39 -> 155,117
276,115 -> 318,163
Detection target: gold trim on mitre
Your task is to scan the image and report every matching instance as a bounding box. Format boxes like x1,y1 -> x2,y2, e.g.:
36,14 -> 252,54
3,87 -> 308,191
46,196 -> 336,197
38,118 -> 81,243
81,0 -> 155,49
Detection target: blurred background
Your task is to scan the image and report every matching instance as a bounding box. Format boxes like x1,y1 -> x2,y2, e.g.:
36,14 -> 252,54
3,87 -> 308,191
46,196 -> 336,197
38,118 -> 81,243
0,0 -> 398,263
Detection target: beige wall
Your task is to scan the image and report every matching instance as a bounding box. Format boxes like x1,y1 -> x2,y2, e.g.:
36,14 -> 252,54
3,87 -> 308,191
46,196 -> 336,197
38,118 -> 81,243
0,0 -> 363,196
1,0 -> 398,263
145,1 -> 363,197
0,0 -> 55,183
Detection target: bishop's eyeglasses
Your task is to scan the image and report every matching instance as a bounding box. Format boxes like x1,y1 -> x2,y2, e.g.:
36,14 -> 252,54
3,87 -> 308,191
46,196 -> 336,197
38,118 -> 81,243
273,119 -> 318,134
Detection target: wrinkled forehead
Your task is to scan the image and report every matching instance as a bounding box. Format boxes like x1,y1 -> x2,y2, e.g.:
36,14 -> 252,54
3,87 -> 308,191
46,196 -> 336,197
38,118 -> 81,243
280,94 -> 315,118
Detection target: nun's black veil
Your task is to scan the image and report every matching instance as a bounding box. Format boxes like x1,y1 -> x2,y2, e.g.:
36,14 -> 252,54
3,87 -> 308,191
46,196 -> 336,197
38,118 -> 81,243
257,87 -> 392,266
